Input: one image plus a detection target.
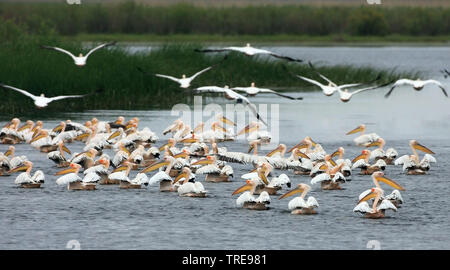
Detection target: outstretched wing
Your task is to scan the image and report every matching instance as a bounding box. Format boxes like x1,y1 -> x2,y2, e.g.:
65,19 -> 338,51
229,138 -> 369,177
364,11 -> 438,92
155,74 -> 181,83
423,80 -> 448,97
228,89 -> 268,126
296,75 -> 326,88
0,83 -> 37,101
189,66 -> 212,80
308,61 -> 336,86
351,80 -> 395,96
258,88 -> 303,100
85,41 -> 117,58
49,94 -> 88,102
269,53 -> 303,62
40,45 -> 77,60
194,48 -> 231,53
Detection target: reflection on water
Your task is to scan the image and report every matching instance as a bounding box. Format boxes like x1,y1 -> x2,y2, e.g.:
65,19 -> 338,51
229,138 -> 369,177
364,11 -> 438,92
1,88 -> 450,249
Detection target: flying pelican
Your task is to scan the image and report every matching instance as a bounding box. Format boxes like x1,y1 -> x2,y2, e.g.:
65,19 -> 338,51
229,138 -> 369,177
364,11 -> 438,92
353,171 -> 405,219
385,79 -> 448,98
55,163 -> 99,190
232,179 -> 271,210
440,69 -> 449,78
0,83 -> 99,108
346,124 -> 380,147
279,183 -> 319,215
394,140 -> 436,175
195,43 -> 303,62
9,161 -> 44,188
41,41 -> 116,66
194,85 -> 268,126
337,81 -> 393,102
232,82 -> 303,100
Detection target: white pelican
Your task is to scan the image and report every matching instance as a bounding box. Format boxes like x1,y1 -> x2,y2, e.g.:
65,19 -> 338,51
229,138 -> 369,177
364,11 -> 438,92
192,156 -> 234,182
310,156 -> 347,190
148,65 -> 213,89
84,158 -> 111,185
2,146 -> 28,170
194,85 -> 268,126
9,161 -> 44,188
70,148 -> 98,170
0,83 -> 95,108
337,81 -> 393,102
330,147 -> 352,177
394,140 -> 436,175
279,183 -> 319,215
47,141 -> 71,167
366,138 -> 398,165
0,118 -> 22,144
174,167 -> 207,197
108,161 -> 147,189
0,153 -> 11,176
352,149 -> 386,175
238,121 -> 271,143
140,155 -> 177,192
232,82 -> 303,100
55,163 -> 98,190
41,42 -> 116,66
385,79 -> 448,98
232,179 -> 271,210
346,124 -> 380,147
353,171 -> 405,219
195,43 -> 303,62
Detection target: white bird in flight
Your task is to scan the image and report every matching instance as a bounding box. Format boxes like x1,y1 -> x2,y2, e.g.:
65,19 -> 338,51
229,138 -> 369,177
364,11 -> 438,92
40,41 -> 116,66
384,79 -> 448,98
232,82 -> 303,100
0,83 -> 99,108
194,85 -> 268,126
337,80 -> 394,102
195,43 -> 303,62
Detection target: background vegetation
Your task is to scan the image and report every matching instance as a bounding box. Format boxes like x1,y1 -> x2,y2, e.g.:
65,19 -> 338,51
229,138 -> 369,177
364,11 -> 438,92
0,1 -> 449,38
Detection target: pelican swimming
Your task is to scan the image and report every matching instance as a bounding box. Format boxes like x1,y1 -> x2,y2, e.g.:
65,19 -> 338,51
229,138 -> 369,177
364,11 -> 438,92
108,161 -> 148,189
194,85 -> 268,126
41,42 -> 116,66
232,82 -> 303,100
232,179 -> 271,210
352,149 -> 386,175
346,124 -> 380,147
192,156 -> 234,182
330,147 -> 352,177
195,43 -> 303,62
394,140 -> 436,175
47,140 -> 71,167
366,138 -> 398,165
0,83 -> 95,108
279,183 -> 319,215
140,155 -> 177,192
55,163 -> 99,190
174,167 -> 207,197
310,155 -> 347,190
385,79 -> 448,98
353,171 -> 405,219
9,161 -> 45,188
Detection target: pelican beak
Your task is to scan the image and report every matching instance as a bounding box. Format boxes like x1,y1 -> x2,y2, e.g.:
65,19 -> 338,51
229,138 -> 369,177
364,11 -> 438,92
52,125 -> 63,133
112,166 -> 127,173
220,116 -> 236,126
358,192 -> 377,204
62,145 -> 71,154
125,124 -> 134,130
330,150 -> 340,158
30,134 -> 46,143
107,130 -> 121,141
375,176 -> 405,191
266,146 -> 281,157
319,164 -> 328,170
75,133 -> 89,140
238,124 -> 258,136
287,142 -> 307,153
173,172 -> 187,184
216,124 -> 228,133
4,150 -> 12,157
309,138 -> 317,147
329,159 -> 337,167
140,160 -> 169,173
232,183 -> 252,195
32,128 -> 40,138
17,124 -> 31,132
8,165 -> 29,173
192,158 -> 213,166
55,167 -> 77,176
120,145 -> 130,155
346,126 -> 363,135
159,141 -> 174,152
413,142 -> 435,154
248,144 -> 255,153
180,138 -> 198,144
352,153 -> 366,163
173,152 -> 188,159
366,141 -> 381,148
258,170 -> 269,185
279,188 -> 303,200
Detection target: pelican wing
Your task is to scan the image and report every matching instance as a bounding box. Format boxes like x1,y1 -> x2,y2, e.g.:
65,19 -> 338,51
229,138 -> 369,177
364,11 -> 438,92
353,201 -> 372,214
377,199 -> 397,212
48,94 -> 88,102
296,75 -> 326,89
423,80 -> 448,97
308,61 -> 337,86
310,173 -> 331,185
155,74 -> 181,83
194,48 -> 232,53
269,52 -> 303,62
349,80 -> 394,96
258,88 -> 303,100
385,79 -> 414,98
189,66 -> 213,80
85,41 -> 116,58
0,83 -> 37,100
41,45 -> 77,60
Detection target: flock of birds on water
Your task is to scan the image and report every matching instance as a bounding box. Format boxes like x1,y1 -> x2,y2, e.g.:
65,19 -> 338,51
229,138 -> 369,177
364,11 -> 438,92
0,42 -> 446,219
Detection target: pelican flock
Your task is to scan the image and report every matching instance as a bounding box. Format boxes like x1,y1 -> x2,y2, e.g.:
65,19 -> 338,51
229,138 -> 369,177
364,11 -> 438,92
0,40 -> 447,231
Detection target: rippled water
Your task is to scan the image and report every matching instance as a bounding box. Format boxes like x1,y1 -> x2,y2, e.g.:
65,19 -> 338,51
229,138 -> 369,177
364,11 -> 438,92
1,46 -> 450,249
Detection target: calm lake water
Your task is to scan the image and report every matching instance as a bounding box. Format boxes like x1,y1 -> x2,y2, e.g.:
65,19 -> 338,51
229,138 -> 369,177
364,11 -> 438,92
1,46 -> 449,249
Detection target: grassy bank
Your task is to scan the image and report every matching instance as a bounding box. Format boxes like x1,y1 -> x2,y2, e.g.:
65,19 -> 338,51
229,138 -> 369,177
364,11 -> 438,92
1,2 -> 450,38
69,33 -> 450,45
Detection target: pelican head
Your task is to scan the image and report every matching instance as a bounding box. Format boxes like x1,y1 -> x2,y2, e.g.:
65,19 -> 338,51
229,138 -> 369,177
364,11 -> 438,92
79,53 -> 83,57
251,82 -> 255,87
182,74 -> 186,79
409,140 -> 434,154
346,124 -> 366,135
246,43 -> 251,47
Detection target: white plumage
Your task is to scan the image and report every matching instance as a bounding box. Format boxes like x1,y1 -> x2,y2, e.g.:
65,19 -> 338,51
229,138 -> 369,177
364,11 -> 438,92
177,182 -> 205,195
288,196 -> 319,211
56,173 -> 81,185
147,171 -> 171,186
14,171 -> 45,185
